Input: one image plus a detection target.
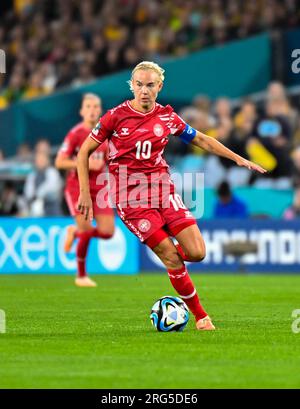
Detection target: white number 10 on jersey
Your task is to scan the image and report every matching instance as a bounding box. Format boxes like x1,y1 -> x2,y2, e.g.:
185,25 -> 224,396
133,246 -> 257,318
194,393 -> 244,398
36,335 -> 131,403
135,141 -> 152,159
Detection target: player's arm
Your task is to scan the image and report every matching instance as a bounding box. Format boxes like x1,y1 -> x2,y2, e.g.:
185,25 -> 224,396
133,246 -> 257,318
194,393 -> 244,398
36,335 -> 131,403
55,153 -> 77,170
189,129 -> 267,174
55,148 -> 102,171
77,137 -> 100,220
88,152 -> 105,171
56,152 -> 104,171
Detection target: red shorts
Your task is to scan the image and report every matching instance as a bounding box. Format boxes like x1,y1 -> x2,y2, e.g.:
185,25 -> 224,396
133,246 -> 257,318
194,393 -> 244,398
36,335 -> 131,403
116,193 -> 197,247
65,187 -> 114,217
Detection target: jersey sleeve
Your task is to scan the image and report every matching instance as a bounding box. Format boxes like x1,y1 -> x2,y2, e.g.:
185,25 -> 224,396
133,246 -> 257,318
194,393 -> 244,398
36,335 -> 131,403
166,106 -> 196,143
58,130 -> 77,157
166,109 -> 187,136
92,140 -> 108,161
89,111 -> 114,144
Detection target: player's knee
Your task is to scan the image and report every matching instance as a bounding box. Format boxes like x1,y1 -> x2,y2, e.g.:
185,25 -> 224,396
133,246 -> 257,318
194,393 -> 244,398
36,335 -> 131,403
99,229 -> 114,239
96,224 -> 115,239
186,243 -> 206,262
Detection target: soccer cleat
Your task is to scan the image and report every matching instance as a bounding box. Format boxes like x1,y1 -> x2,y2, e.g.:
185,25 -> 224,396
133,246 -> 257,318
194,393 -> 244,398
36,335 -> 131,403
196,315 -> 216,331
64,225 -> 77,253
75,276 -> 98,287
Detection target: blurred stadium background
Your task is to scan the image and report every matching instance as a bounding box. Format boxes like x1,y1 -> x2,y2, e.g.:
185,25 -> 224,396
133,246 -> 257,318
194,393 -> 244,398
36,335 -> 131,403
1,0 -> 300,275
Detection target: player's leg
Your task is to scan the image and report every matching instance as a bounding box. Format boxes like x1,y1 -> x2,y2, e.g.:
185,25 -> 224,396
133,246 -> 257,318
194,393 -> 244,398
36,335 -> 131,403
116,204 -> 214,330
73,209 -> 115,287
74,201 -> 114,285
72,213 -> 114,287
64,224 -> 77,252
161,189 -> 206,262
73,215 -> 98,287
94,213 -> 115,239
147,231 -> 215,330
160,197 -> 215,329
171,224 -> 214,329
64,189 -> 97,287
174,223 -> 206,262
90,182 -> 115,239
64,189 -> 80,253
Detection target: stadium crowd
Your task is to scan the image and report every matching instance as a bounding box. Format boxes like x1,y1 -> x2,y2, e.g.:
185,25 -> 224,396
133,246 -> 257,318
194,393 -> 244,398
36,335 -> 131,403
1,0 -> 300,108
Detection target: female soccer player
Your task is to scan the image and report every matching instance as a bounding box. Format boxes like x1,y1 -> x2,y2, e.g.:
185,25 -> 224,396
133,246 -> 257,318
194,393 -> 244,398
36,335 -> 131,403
76,62 -> 266,327
55,93 -> 114,287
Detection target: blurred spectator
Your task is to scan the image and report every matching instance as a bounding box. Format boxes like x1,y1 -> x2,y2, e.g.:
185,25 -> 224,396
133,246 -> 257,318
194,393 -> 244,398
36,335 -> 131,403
202,97 -> 234,186
283,187 -> 300,219
0,181 -> 21,216
266,81 -> 299,133
184,107 -> 215,156
234,99 -> 257,130
34,138 -> 52,156
39,62 -> 57,93
122,46 -> 141,69
16,143 -> 32,162
213,181 -> 249,219
249,99 -> 292,189
214,97 -> 233,133
192,95 -> 213,116
23,71 -> 48,100
72,63 -> 95,87
56,61 -> 75,89
13,0 -> 36,16
0,72 -> 25,106
203,128 -> 232,188
23,151 -> 62,216
223,100 -> 257,186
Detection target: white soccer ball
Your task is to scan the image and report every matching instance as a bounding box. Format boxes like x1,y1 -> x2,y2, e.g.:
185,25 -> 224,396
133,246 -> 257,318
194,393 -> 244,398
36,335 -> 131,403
150,296 -> 189,332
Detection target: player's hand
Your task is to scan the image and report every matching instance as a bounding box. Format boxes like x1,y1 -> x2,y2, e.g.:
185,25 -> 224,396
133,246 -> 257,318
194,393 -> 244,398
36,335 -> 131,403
235,157 -> 267,174
77,192 -> 93,221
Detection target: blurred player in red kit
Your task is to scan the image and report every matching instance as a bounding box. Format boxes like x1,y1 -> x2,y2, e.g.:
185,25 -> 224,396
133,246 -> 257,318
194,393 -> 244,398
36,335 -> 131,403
55,93 -> 114,287
76,62 -> 266,328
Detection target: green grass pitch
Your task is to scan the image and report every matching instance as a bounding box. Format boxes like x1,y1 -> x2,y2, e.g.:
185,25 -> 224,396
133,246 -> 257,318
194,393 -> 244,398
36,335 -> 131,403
0,273 -> 300,389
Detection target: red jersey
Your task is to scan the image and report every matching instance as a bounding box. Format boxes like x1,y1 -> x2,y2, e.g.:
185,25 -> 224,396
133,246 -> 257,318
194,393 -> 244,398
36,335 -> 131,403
89,101 -> 187,205
59,122 -> 108,192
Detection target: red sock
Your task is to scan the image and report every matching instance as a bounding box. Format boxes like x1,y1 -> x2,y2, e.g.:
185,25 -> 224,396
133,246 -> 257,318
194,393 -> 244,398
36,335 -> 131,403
75,231 -> 92,277
167,265 -> 207,321
74,229 -> 112,277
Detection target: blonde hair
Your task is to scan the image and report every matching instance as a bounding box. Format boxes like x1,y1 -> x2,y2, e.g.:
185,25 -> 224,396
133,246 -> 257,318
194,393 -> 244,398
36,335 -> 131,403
127,61 -> 165,92
81,93 -> 101,105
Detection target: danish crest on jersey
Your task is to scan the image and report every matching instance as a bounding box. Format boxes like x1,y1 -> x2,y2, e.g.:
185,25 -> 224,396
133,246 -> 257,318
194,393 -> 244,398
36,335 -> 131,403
153,123 -> 164,137
138,219 -> 151,233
